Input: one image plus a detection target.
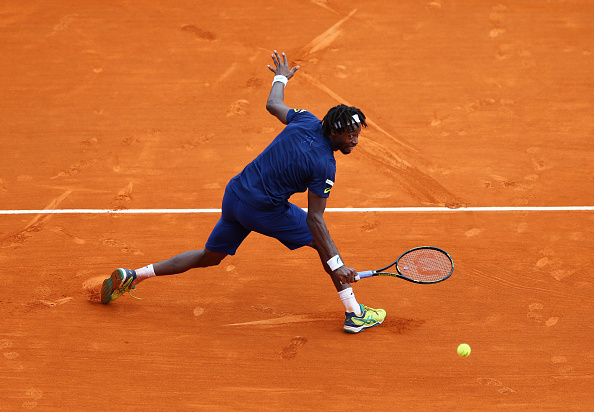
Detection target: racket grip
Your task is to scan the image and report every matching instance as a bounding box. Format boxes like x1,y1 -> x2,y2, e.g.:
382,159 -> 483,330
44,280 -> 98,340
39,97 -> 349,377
355,270 -> 374,281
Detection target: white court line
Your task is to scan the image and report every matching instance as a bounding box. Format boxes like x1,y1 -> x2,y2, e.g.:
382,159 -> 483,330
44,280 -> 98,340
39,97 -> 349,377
0,206 -> 593,215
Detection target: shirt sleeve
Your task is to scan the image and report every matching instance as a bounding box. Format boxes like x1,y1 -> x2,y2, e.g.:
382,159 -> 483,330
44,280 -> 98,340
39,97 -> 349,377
286,109 -> 315,124
308,156 -> 336,198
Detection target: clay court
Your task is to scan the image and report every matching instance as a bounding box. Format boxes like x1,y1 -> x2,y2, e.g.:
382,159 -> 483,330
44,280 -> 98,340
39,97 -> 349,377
1,1 -> 593,410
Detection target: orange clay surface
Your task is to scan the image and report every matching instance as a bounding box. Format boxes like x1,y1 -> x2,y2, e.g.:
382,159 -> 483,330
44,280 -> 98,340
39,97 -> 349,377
1,1 -> 593,410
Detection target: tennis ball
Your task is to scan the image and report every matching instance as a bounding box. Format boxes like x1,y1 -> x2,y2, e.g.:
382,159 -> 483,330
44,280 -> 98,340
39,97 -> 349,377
457,343 -> 471,357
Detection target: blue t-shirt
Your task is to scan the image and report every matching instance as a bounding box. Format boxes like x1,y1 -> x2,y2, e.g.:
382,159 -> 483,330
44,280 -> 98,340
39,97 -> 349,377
229,109 -> 336,210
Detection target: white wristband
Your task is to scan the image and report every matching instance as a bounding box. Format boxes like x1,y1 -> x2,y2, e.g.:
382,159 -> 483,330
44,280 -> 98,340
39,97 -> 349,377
326,255 -> 344,271
272,75 -> 288,87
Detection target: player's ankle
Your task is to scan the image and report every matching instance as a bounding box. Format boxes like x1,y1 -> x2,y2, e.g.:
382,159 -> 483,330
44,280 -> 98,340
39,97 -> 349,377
133,264 -> 156,285
338,288 -> 362,315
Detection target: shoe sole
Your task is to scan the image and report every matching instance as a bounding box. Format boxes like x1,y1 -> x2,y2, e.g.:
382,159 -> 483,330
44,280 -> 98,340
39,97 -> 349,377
100,269 -> 125,304
344,318 -> 385,334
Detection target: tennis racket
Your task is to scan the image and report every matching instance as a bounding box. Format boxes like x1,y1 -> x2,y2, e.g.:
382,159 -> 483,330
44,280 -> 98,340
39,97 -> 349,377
355,246 -> 454,284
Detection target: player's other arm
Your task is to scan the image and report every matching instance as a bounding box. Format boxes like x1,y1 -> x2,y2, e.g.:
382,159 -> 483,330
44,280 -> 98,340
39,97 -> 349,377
306,190 -> 358,284
266,50 -> 299,125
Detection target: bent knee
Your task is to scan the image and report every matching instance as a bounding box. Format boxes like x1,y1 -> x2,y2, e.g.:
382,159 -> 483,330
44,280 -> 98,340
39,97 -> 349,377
202,250 -> 227,267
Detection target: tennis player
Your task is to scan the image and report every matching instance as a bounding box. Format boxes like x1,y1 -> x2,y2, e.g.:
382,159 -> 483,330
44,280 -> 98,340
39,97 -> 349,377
101,51 -> 386,333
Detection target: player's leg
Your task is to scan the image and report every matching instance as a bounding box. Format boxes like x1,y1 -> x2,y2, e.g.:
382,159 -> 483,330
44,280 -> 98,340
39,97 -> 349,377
135,185 -> 250,283
306,241 -> 360,309
101,185 -> 249,304
250,202 -> 386,332
152,249 -> 228,275
128,248 -> 227,286
101,249 -> 228,305
307,240 -> 385,332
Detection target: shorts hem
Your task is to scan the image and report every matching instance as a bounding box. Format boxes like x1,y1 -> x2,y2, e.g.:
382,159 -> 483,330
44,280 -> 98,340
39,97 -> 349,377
204,244 -> 237,256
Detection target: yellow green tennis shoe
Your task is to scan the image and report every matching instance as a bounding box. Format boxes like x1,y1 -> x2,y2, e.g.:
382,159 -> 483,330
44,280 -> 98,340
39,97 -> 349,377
343,304 -> 386,333
101,268 -> 138,304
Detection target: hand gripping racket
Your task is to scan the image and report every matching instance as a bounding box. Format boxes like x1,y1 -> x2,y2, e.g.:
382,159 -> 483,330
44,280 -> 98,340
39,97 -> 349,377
355,246 -> 454,284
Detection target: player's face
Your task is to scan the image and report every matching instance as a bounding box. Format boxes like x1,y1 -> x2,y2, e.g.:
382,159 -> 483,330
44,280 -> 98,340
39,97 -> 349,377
331,124 -> 361,155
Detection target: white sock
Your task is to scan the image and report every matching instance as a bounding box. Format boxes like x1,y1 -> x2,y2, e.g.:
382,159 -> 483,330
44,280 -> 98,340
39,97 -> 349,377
133,264 -> 156,285
338,288 -> 362,316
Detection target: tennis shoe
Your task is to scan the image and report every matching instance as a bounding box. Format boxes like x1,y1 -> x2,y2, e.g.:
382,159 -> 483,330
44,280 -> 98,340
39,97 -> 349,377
343,304 -> 386,333
101,268 -> 138,304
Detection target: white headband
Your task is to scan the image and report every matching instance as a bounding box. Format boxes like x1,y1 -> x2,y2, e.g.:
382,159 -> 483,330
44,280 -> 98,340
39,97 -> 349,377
333,114 -> 360,130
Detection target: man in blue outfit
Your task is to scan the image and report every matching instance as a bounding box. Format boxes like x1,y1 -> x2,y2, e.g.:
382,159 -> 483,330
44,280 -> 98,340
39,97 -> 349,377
101,51 -> 386,333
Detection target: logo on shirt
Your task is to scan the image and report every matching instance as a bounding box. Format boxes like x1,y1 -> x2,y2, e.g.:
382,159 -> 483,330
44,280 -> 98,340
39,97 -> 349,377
324,179 -> 334,193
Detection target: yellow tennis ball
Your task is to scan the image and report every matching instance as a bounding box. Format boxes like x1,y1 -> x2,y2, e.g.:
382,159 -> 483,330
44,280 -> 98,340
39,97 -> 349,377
457,343 -> 471,357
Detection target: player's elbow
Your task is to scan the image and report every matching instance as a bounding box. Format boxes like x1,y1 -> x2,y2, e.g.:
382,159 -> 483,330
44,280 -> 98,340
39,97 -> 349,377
266,101 -> 289,124
265,100 -> 276,115
266,100 -> 281,115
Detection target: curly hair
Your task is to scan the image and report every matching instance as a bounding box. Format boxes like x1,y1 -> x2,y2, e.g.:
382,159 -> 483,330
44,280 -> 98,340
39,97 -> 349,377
321,104 -> 367,137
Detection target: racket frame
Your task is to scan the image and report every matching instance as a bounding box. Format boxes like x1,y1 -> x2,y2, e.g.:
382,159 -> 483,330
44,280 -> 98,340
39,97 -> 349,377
356,246 -> 454,284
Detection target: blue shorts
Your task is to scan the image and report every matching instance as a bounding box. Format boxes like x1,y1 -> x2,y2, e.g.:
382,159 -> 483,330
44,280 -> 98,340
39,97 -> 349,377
205,184 -> 314,255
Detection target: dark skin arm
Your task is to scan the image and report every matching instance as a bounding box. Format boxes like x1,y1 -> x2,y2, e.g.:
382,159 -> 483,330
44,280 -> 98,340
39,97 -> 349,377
307,190 -> 358,287
266,51 -> 356,286
265,50 -> 299,124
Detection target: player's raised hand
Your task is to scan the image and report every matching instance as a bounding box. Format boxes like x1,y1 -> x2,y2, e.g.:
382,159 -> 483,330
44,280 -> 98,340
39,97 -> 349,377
267,50 -> 299,79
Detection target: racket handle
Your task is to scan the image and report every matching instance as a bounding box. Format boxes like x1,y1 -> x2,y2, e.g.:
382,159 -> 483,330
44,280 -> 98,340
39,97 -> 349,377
355,270 -> 374,281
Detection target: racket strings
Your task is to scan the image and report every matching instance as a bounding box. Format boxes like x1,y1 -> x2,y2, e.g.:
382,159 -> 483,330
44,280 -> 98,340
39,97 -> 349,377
397,250 -> 452,282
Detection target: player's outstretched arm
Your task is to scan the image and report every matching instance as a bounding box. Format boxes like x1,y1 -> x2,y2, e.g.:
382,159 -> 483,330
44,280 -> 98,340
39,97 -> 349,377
266,50 -> 299,124
306,190 -> 358,285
